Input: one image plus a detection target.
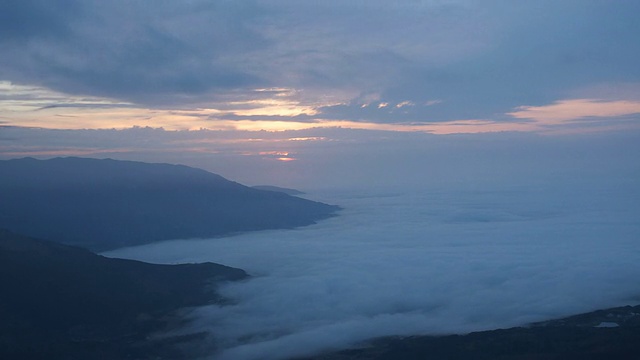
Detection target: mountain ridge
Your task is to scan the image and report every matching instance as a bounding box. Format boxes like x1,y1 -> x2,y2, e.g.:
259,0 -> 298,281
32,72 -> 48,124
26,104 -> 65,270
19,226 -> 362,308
0,157 -> 340,251
300,305 -> 640,360
0,228 -> 248,360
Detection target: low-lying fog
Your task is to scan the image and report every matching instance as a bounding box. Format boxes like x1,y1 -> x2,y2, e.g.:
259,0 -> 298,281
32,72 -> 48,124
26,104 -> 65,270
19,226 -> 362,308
105,180 -> 640,360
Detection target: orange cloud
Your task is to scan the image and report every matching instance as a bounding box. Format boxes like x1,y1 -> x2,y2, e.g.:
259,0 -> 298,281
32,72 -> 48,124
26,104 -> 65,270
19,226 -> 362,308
508,99 -> 640,124
396,101 -> 414,108
3,81 -> 639,136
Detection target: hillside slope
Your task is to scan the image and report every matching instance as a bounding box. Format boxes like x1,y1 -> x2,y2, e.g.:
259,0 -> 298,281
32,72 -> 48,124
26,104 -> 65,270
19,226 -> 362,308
0,157 -> 340,251
303,305 -> 640,360
0,229 -> 248,359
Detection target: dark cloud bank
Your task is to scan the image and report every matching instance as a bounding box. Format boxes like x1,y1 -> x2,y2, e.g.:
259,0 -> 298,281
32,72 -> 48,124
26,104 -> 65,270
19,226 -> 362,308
2,1 -> 640,121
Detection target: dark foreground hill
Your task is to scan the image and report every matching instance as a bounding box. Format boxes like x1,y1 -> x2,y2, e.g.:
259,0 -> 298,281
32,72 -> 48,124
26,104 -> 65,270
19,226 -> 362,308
0,157 -> 340,251
0,229 -> 247,360
301,305 -> 640,360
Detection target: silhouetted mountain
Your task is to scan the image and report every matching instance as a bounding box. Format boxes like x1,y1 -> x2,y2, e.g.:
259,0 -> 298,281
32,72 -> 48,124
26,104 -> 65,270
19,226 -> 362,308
0,157 -> 340,251
0,228 -> 247,360
252,185 -> 305,195
302,305 -> 640,360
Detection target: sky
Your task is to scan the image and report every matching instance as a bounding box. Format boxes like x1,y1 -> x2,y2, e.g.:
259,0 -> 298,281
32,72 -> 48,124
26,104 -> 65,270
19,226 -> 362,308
3,2 -> 640,358
1,0 -> 640,188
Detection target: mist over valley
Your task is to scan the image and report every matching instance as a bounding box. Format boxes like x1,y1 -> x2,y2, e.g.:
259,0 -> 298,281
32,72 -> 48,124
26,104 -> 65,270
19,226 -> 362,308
107,179 -> 640,359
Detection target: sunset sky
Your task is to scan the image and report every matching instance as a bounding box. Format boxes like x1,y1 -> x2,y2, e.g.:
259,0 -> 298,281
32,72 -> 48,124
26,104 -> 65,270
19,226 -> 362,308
1,0 -> 640,188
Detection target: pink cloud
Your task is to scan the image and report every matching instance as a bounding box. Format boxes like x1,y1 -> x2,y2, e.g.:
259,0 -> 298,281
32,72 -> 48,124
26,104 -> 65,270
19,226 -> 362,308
508,99 -> 640,124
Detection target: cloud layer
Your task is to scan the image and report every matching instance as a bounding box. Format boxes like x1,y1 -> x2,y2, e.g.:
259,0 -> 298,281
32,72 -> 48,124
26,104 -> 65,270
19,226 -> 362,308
2,1 -> 640,127
105,180 -> 640,360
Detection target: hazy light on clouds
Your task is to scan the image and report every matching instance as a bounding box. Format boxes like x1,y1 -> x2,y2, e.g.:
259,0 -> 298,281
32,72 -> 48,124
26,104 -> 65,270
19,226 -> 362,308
509,99 -> 640,123
2,80 -> 639,133
2,126 -> 639,191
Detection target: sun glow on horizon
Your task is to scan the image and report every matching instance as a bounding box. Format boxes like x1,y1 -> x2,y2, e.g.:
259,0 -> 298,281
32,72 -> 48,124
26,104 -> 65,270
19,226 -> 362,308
2,81 -> 639,136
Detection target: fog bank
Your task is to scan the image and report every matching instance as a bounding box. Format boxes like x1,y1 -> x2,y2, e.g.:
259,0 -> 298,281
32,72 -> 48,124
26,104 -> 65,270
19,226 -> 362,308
106,180 -> 640,359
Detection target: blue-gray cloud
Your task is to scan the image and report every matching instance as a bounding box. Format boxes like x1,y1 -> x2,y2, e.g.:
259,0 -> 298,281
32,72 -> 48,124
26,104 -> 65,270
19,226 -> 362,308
313,1 -> 640,122
1,0 -> 639,122
0,0 -> 268,104
0,0 -> 80,41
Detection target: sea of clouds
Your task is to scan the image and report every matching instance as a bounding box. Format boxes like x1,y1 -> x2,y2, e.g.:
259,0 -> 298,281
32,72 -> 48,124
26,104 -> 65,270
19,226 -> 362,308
105,178 -> 640,360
